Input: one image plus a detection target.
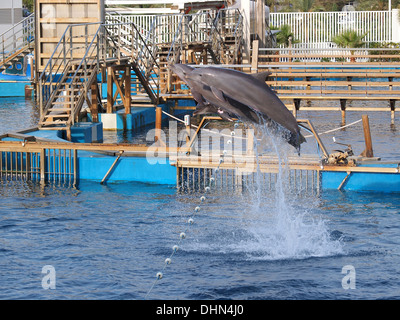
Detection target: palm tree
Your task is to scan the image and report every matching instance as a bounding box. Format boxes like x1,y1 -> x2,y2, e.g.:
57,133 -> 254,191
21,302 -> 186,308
276,24 -> 298,47
332,30 -> 367,62
297,0 -> 314,12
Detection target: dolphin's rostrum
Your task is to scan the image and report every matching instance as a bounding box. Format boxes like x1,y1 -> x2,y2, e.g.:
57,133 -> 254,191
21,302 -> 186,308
169,64 -> 306,153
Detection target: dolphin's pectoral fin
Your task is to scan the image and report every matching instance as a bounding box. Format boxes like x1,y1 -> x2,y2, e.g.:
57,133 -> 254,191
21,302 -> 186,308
217,108 -> 234,122
191,90 -> 205,104
193,103 -> 217,116
210,86 -> 226,103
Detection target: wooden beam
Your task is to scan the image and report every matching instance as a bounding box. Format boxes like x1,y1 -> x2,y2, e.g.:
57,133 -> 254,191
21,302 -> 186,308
256,0 -> 265,47
106,66 -> 113,113
251,40 -> 259,73
125,65 -> 131,114
90,80 -> 99,122
155,107 -> 163,143
360,115 -> 374,158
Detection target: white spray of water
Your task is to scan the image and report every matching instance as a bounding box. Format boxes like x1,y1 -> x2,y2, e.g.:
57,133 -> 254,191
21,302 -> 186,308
185,123 -> 344,261
234,124 -> 344,261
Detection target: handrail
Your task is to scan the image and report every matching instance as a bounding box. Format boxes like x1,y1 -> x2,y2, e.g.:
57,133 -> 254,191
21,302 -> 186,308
38,22 -> 102,82
38,22 -> 102,120
38,9 -> 243,121
166,14 -> 185,62
39,19 -> 164,117
0,13 -> 35,66
104,21 -> 160,102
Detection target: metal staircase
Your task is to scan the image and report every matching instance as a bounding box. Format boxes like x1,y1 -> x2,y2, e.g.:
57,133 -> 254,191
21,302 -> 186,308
38,23 -> 104,138
38,20 -> 162,138
104,20 -> 160,105
0,13 -> 35,73
37,8 -> 243,138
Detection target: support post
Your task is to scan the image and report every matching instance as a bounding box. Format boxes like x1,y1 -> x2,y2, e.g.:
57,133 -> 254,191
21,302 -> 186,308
390,99 -> 396,125
66,127 -> 72,142
293,99 -> 301,116
100,151 -> 124,185
247,127 -> 254,155
184,115 -> 191,145
125,65 -> 131,114
155,107 -> 162,143
107,66 -> 113,113
251,40 -> 259,73
256,0 -> 265,47
360,114 -> 374,158
90,80 -> 99,122
340,99 -> 347,125
40,148 -> 46,184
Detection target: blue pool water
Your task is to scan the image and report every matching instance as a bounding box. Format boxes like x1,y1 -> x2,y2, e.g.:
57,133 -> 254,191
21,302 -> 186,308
1,97 -> 400,300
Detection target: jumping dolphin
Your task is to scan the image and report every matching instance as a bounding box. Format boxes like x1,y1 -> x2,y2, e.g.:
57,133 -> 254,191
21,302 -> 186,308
169,64 -> 271,123
169,64 -> 306,152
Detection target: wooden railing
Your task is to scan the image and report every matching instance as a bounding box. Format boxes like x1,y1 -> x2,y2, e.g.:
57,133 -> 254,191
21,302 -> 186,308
252,45 -> 400,122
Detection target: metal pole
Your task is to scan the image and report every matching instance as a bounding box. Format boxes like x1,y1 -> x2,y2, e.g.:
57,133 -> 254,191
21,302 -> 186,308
100,151 -> 124,185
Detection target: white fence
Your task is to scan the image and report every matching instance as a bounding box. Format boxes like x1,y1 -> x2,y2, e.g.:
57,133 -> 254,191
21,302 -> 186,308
270,10 -> 395,45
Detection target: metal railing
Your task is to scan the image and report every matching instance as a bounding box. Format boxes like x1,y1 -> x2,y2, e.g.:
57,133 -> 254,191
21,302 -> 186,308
105,21 -> 160,103
0,148 -> 77,185
38,19 -> 163,117
38,22 -> 103,120
0,13 -> 35,67
106,9 -> 243,65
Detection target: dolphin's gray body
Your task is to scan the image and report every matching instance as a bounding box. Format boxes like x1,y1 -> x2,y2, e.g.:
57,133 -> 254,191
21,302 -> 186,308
170,64 -> 253,121
169,64 -> 305,152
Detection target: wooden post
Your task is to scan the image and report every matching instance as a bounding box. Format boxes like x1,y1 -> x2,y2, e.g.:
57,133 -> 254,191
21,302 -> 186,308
106,66 -> 113,113
251,40 -> 259,73
247,128 -> 254,155
184,115 -> 191,145
125,65 -> 131,114
390,100 -> 396,125
155,107 -> 162,142
90,80 -> 99,122
360,114 -> 374,158
256,0 -> 265,48
66,127 -> 72,142
40,148 -> 46,184
340,99 -> 347,125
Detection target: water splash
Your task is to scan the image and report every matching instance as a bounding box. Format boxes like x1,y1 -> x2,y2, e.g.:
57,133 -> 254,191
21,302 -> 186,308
187,124 -> 344,261
236,124 -> 344,260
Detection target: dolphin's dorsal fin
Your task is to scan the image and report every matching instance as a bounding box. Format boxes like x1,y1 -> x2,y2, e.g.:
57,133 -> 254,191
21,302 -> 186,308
210,86 -> 226,103
251,71 -> 272,83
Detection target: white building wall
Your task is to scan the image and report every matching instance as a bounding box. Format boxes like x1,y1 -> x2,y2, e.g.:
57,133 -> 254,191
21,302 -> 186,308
0,0 -> 23,35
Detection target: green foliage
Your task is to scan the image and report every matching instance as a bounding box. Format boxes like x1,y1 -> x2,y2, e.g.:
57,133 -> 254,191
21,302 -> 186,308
332,30 -> 367,62
297,0 -> 314,12
275,24 -> 298,47
332,30 -> 367,49
369,42 -> 400,62
355,0 -> 400,11
23,0 -> 33,11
